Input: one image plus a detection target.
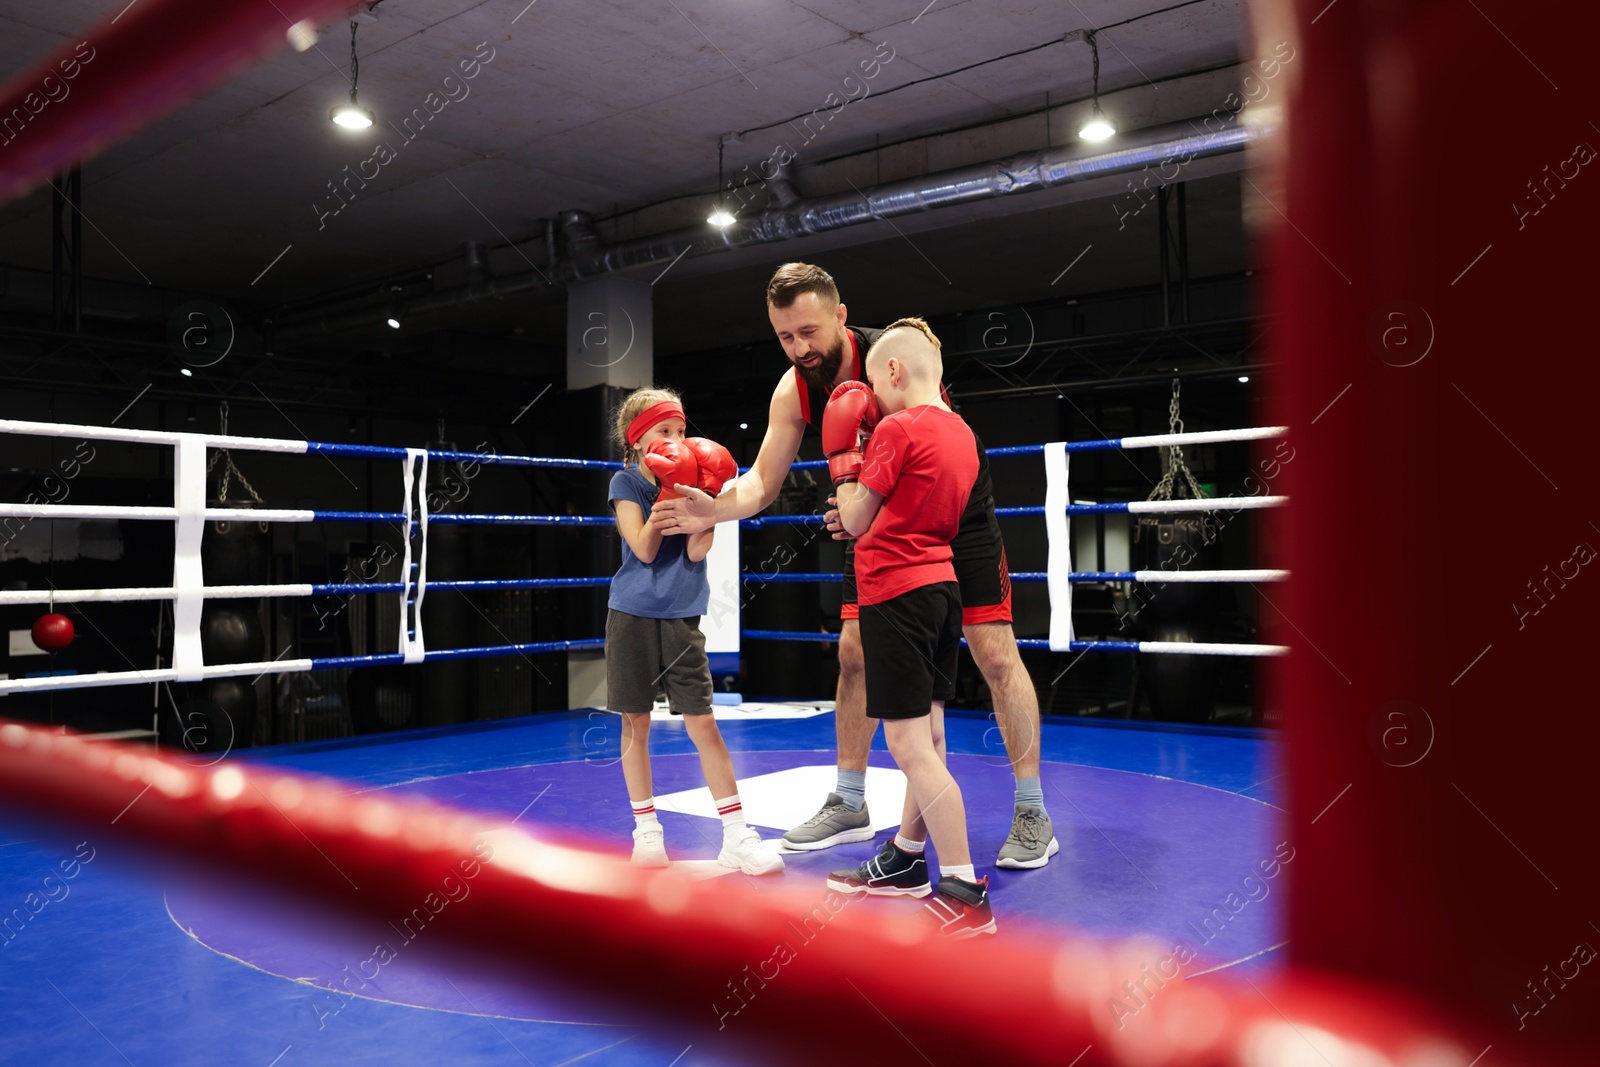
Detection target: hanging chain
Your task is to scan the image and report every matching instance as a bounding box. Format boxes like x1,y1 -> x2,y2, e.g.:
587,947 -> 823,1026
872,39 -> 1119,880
349,21 -> 360,102
205,401 -> 264,505
1146,378 -> 1207,502
207,452 -> 264,505
1087,31 -> 1100,99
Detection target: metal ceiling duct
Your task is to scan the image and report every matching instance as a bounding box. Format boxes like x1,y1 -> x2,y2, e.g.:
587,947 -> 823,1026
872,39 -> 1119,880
274,116 -> 1266,340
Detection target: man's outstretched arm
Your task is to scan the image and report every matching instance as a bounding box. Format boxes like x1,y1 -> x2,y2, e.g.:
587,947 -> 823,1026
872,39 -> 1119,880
650,377 -> 805,535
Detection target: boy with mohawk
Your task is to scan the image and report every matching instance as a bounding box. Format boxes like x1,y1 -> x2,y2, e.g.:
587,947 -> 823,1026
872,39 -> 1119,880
822,318 -> 995,936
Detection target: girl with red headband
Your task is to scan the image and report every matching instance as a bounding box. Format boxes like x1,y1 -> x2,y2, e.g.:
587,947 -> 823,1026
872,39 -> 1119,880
605,387 -> 782,874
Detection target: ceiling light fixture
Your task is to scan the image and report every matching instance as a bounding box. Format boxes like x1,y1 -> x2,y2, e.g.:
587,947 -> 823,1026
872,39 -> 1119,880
1077,31 -> 1116,142
330,21 -> 375,129
1238,375 -> 1250,383
386,314 -> 402,330
286,19 -> 318,52
180,367 -> 194,377
707,136 -> 736,228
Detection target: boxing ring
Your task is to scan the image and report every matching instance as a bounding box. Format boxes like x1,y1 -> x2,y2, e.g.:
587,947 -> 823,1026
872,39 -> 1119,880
4,0 -> 1597,1063
0,413 -> 1483,1066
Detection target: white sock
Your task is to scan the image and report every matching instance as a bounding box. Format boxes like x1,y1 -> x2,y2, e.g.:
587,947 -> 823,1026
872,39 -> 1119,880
942,863 -> 977,884
632,798 -> 660,830
894,832 -> 925,854
714,794 -> 747,840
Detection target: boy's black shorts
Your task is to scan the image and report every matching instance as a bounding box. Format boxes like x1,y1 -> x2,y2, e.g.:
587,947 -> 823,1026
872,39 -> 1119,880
858,582 -> 962,720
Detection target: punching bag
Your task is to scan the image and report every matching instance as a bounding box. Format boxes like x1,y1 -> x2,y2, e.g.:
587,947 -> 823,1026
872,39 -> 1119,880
348,664 -> 414,735
165,503 -> 267,751
1135,513 -> 1222,723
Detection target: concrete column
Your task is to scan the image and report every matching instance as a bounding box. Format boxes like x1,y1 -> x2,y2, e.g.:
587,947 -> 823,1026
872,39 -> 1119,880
566,275 -> 652,391
566,274 -> 653,712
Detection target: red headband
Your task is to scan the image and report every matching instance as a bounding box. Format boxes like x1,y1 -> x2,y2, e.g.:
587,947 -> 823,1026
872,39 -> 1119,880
626,401 -> 686,446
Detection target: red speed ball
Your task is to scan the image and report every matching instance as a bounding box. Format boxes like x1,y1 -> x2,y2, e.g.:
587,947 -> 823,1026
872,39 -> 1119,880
31,613 -> 75,652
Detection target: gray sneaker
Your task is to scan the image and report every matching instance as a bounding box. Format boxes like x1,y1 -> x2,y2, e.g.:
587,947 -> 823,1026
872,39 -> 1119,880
781,792 -> 874,851
995,805 -> 1059,869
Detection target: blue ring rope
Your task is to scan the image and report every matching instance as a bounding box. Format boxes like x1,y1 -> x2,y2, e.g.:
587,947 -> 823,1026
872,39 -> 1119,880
738,514 -> 829,528
430,514 -> 615,526
739,439 -> 1251,477
736,572 -> 1154,584
296,633 -> 1171,671
741,630 -> 1147,653
303,506 -> 1215,527
734,505 -> 1248,527
294,632 -> 1171,672
306,441 -> 621,470
741,630 -> 847,643
297,425 -> 1273,478
301,571 -> 1208,594
314,511 -> 407,523
310,577 -> 613,595
308,511 -> 615,526
310,637 -> 607,671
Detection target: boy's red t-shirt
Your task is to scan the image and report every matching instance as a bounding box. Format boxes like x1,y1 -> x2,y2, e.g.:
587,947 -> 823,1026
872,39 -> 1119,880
855,406 -> 978,606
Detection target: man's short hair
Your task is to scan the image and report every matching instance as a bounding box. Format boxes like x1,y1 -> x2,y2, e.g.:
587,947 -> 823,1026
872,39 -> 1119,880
766,263 -> 839,309
882,316 -> 941,348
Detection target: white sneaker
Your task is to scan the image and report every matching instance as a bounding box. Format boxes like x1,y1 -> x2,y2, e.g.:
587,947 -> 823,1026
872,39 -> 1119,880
718,828 -> 785,875
631,824 -> 668,867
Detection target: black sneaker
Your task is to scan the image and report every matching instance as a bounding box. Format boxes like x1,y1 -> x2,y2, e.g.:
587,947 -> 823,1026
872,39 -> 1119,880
923,875 -> 997,938
826,839 -> 931,898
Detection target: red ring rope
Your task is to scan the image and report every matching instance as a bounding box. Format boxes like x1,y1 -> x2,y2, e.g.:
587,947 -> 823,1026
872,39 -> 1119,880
0,0 -> 355,204
0,721 -> 1553,1067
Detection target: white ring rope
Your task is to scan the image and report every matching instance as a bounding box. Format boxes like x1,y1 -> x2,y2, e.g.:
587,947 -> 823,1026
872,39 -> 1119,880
1118,425 -> 1289,449
1127,569 -> 1287,582
0,659 -> 317,696
0,586 -> 316,606
1124,496 -> 1286,513
1137,641 -> 1287,656
0,418 -> 309,453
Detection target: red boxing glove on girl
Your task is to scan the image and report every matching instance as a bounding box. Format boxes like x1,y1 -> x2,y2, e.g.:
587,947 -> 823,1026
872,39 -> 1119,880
643,439 -> 699,501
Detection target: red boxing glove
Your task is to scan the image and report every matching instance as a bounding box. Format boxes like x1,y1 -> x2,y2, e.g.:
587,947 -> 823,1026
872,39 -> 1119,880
822,380 -> 881,485
642,439 -> 699,501
684,438 -> 737,497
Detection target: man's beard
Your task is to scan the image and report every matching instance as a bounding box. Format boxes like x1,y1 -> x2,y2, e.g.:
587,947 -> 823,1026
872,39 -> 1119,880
794,333 -> 847,395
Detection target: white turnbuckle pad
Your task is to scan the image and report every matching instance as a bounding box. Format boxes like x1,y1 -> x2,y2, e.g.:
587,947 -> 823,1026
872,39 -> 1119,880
1044,443 -> 1074,651
172,435 -> 208,681
399,449 -> 429,664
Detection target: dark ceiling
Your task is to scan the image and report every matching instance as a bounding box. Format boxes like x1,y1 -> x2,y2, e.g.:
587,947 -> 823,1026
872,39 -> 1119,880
0,0 -> 1264,419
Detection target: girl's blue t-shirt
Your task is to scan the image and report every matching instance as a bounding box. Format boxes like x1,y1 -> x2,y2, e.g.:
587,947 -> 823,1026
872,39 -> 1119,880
607,467 -> 709,619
